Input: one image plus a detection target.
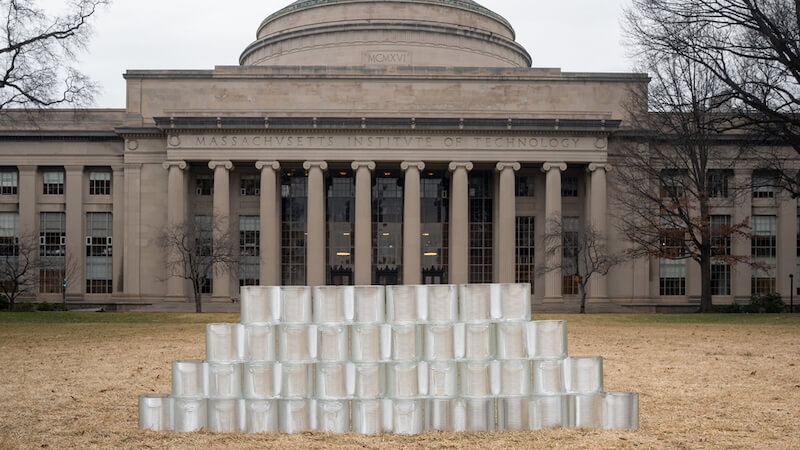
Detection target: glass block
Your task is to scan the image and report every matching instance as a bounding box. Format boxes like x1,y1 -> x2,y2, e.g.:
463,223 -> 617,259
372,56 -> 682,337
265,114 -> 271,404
353,286 -> 385,323
568,393 -> 604,428
565,357 -> 604,394
386,285 -> 422,323
603,392 -> 639,430
427,361 -> 458,398
352,399 -> 383,434
279,400 -> 313,433
243,324 -> 275,362
391,324 -> 422,361
463,323 -> 495,360
426,398 -> 459,431
207,362 -> 242,399
526,320 -> 567,359
424,324 -> 455,361
316,362 -> 350,399
277,324 -> 313,362
529,394 -> 568,430
280,363 -> 314,399
353,363 -> 385,399
532,359 -> 565,395
351,324 -> 383,362
206,323 -> 243,362
138,394 -> 172,431
171,397 -> 207,432
280,286 -> 312,323
459,361 -> 492,398
464,398 -> 496,432
242,362 -> 279,399
426,285 -> 458,323
386,362 -> 423,398
496,283 -> 531,321
459,284 -> 492,322
392,399 -> 425,435
313,286 -> 353,324
498,360 -> 530,397
497,397 -> 529,431
317,400 -> 350,433
208,399 -> 244,433
496,321 -> 527,360
240,286 -> 280,324
172,360 -> 207,398
245,399 -> 278,433
317,324 -> 349,362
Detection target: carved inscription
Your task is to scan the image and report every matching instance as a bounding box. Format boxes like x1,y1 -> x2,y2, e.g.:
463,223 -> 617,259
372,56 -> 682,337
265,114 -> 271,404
364,51 -> 411,65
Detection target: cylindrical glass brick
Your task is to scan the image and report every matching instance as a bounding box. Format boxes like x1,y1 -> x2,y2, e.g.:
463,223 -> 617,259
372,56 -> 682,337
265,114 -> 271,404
603,392 -> 639,430
565,357 -> 604,394
526,320 -> 567,359
425,398 -> 458,431
317,324 -> 349,362
352,399 -> 383,434
459,361 -> 492,398
387,362 -> 423,398
208,399 -> 244,433
464,398 -> 495,432
280,286 -> 312,323
313,286 -> 353,324
138,394 -> 172,431
172,360 -> 207,398
497,283 -> 531,321
353,286 -> 385,323
386,285 -> 421,323
497,397 -> 529,431
496,321 -> 527,360
242,362 -> 278,399
279,400 -> 313,433
316,362 -> 350,399
316,400 -> 350,433
426,285 -> 458,323
569,393 -> 604,428
392,399 -> 425,435
529,394 -> 568,430
532,359 -> 565,395
427,361 -> 458,398
351,324 -> 382,362
463,323 -> 495,360
206,323 -> 242,362
240,286 -> 280,324
353,362 -> 385,399
424,324 -> 455,361
459,284 -> 492,322
498,359 -> 530,397
171,397 -> 207,432
280,363 -> 314,399
245,399 -> 278,433
278,324 -> 313,362
243,324 -> 275,362
391,324 -> 422,361
207,362 -> 242,399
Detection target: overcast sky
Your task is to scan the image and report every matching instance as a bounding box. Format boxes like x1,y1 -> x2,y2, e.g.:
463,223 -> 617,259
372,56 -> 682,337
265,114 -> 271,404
42,0 -> 635,108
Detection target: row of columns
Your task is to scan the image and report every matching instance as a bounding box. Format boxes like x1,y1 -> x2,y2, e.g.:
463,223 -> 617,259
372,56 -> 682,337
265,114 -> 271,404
163,160 -> 611,302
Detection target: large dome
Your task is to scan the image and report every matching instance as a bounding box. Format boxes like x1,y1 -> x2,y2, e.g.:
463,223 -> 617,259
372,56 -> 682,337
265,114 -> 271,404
239,0 -> 532,68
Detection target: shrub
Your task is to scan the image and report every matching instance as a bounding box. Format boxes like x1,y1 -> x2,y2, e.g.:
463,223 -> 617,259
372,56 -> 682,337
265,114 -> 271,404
713,302 -> 742,314
15,302 -> 36,312
749,293 -> 786,313
0,294 -> 9,310
36,302 -> 68,312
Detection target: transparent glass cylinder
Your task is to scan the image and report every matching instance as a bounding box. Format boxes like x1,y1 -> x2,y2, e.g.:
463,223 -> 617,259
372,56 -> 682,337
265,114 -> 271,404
459,361 -> 493,398
208,399 -> 244,433
245,399 -> 278,433
568,393 -> 604,428
207,362 -> 242,399
316,400 -> 351,433
391,399 -> 425,435
386,362 -> 424,398
427,361 -> 458,398
458,284 -> 492,322
313,286 -> 353,324
352,399 -> 383,434
279,399 -> 313,433
603,392 -> 639,430
277,324 -> 314,362
463,323 -> 495,360
317,324 -> 349,362
351,324 -> 383,362
138,394 -> 172,431
426,285 -> 458,323
464,398 -> 496,432
391,324 -> 422,361
353,286 -> 385,323
529,394 -> 569,430
496,321 -> 527,360
526,320 -> 567,359
206,323 -> 243,362
242,362 -> 279,399
425,398 -> 459,431
315,362 -> 350,399
353,362 -> 385,399
242,324 -> 276,362
240,286 -> 280,324
424,324 -> 455,361
280,363 -> 314,399
171,360 -> 207,398
497,397 -> 529,431
565,357 -> 604,394
386,285 -> 422,323
496,283 -> 531,321
532,359 -> 565,395
498,359 -> 530,397
171,397 -> 207,432
280,286 -> 312,323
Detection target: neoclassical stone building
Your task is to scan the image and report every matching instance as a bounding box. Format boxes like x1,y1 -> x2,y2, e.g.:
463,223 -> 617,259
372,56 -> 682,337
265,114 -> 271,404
0,0 -> 797,311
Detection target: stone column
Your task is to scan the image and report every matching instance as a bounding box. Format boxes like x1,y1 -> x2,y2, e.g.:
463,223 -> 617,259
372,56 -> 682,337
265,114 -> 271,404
542,162 -> 567,302
124,164 -> 141,297
587,163 -> 611,302
401,161 -> 425,285
112,166 -> 125,295
304,161 -> 328,286
352,161 -> 376,285
777,190 -> 798,299
209,161 -> 233,301
732,169 -> 752,301
256,161 -> 281,286
17,166 -> 37,241
162,161 -> 187,300
449,162 -> 473,284
65,166 -> 85,298
496,162 -> 521,283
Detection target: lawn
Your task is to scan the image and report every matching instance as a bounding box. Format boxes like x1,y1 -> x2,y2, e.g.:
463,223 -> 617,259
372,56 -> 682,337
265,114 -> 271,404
0,313 -> 798,449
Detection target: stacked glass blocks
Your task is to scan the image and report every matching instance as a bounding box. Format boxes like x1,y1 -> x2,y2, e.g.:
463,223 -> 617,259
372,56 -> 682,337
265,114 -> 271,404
138,284 -> 639,434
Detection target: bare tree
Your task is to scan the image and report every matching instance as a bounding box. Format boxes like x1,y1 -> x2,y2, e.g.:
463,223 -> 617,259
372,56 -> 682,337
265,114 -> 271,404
0,231 -> 36,310
156,215 -> 238,313
0,0 -> 109,113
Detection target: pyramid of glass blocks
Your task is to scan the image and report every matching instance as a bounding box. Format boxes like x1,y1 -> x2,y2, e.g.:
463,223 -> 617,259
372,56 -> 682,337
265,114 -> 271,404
138,284 -> 639,434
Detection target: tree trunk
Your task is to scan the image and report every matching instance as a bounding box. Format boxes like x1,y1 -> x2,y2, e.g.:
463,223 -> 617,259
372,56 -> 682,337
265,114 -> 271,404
580,290 -> 587,314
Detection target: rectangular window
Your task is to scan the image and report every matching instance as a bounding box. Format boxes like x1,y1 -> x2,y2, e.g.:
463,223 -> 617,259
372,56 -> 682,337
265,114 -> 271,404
752,215 -> 777,294
0,212 -> 19,295
707,170 -> 729,198
710,215 -> 731,296
42,171 -> 64,195
660,170 -> 686,198
327,172 -> 355,286
515,175 -> 535,197
240,175 -> 260,196
239,215 -> 260,286
660,219 -> 686,296
86,212 -> 112,294
515,216 -> 535,287
421,173 -> 449,285
89,171 -> 111,196
196,175 -> 213,196
752,171 -> 776,199
468,171 -> 493,284
0,170 -> 18,195
281,171 -> 307,286
372,174 -> 403,285
562,216 -> 579,295
561,175 -> 578,198
195,215 -> 213,293
39,212 -> 65,293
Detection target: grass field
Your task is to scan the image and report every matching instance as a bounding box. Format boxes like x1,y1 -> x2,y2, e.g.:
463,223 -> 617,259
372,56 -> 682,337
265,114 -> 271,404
0,313 -> 798,449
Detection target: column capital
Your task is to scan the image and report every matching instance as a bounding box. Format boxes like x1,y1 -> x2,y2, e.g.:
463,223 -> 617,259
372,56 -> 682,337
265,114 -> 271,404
351,161 -> 376,171
16,165 -> 37,173
111,165 -> 125,173
162,160 -> 187,171
255,161 -> 281,171
401,161 -> 425,171
448,161 -> 473,172
541,162 -> 567,173
303,160 -> 328,171
587,163 -> 612,173
208,160 -> 234,171
496,162 -> 521,172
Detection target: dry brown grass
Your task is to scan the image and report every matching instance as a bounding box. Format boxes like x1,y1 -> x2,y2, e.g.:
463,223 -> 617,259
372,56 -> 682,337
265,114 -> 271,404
0,314 -> 798,449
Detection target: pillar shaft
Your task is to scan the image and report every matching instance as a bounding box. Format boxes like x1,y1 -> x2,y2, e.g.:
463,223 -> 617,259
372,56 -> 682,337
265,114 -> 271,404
124,164 -> 141,296
496,162 -> 520,283
304,161 -> 328,286
163,161 -> 187,300
352,161 -> 375,285
543,162 -> 566,301
112,166 -> 124,295
17,165 -> 37,242
588,163 -> 610,301
731,169 -> 752,301
402,162 -> 424,285
257,161 -> 281,286
209,161 -> 233,300
449,162 -> 473,284
65,166 -> 84,297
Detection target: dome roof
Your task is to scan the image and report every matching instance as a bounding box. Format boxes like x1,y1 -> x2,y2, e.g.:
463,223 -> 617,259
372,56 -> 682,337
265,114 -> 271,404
240,0 -> 532,68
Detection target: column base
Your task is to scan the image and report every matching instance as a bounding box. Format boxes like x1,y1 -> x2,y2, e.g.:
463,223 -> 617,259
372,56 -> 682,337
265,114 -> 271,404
542,296 -> 564,304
